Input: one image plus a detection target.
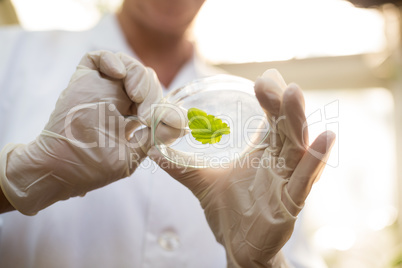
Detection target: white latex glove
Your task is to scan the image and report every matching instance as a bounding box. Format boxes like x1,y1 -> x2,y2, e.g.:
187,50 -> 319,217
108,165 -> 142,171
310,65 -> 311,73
0,50 -> 177,215
148,69 -> 336,267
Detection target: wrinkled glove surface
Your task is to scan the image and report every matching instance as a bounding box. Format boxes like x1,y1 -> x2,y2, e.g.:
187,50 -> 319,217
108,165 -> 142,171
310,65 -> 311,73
0,50 -> 164,215
149,69 -> 335,267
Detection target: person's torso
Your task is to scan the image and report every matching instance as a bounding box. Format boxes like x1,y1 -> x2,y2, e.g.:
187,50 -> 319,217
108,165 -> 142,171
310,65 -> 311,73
0,15 -> 226,268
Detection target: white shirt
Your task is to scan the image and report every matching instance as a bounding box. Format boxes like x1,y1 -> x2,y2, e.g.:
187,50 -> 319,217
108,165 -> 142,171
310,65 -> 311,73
0,15 -> 326,268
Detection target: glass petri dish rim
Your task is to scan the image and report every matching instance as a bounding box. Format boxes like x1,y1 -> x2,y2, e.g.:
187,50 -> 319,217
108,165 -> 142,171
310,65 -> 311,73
151,74 -> 270,168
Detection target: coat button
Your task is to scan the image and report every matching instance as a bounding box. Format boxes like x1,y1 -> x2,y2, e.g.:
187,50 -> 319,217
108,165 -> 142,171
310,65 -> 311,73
158,231 -> 180,251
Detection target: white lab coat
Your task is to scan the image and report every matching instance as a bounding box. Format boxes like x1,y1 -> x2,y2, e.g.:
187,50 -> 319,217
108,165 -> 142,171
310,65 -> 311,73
0,15 -> 326,268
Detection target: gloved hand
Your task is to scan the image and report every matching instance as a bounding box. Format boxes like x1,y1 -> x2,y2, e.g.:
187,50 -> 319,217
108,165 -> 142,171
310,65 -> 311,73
0,50 -> 179,215
148,69 -> 336,267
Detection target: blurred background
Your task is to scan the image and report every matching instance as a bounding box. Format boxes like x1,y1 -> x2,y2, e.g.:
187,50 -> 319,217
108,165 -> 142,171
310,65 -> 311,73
1,0 -> 401,267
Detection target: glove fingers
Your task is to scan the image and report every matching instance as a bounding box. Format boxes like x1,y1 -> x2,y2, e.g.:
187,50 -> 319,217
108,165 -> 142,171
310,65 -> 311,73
127,127 -> 150,172
287,130 -> 336,207
254,75 -> 284,155
154,103 -> 188,130
280,84 -> 307,145
278,84 -> 308,171
147,147 -> 203,190
136,72 -> 163,126
124,117 -> 143,140
153,122 -> 190,148
255,77 -> 283,120
128,119 -> 189,157
117,53 -> 151,103
261,68 -> 287,92
254,68 -> 287,118
255,69 -> 289,155
79,50 -> 126,79
116,53 -> 163,126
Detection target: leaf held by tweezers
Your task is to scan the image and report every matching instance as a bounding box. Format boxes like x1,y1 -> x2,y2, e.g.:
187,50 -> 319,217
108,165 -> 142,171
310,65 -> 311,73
187,108 -> 230,144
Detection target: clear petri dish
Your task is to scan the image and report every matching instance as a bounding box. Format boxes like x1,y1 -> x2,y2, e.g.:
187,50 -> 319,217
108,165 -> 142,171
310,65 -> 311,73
152,74 -> 269,168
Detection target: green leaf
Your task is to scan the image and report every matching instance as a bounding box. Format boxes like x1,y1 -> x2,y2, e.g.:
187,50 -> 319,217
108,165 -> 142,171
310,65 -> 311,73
187,108 -> 230,144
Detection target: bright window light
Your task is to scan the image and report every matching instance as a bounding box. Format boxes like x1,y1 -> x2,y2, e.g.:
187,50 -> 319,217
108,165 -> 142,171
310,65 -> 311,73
304,88 -> 397,267
193,0 -> 386,63
11,0 -> 121,31
11,0 -> 385,63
